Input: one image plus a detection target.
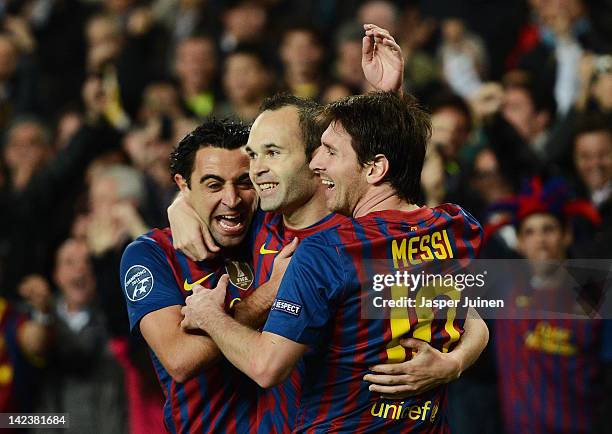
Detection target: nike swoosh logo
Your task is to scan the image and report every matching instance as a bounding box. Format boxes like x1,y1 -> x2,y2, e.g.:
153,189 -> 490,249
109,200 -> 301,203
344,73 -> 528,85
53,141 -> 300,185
259,244 -> 279,255
183,273 -> 214,291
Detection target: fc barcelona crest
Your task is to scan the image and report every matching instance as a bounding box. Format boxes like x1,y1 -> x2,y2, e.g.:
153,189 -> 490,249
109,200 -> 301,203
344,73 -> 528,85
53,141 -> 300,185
224,261 -> 254,291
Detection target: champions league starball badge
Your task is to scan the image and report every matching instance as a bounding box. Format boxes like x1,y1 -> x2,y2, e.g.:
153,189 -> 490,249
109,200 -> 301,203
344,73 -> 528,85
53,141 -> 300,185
124,265 -> 155,301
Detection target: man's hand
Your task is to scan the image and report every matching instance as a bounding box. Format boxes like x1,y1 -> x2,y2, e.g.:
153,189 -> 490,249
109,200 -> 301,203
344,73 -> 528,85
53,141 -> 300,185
18,275 -> 52,313
363,338 -> 462,399
168,193 -> 220,261
181,275 -> 229,330
469,82 -> 504,123
362,24 -> 404,93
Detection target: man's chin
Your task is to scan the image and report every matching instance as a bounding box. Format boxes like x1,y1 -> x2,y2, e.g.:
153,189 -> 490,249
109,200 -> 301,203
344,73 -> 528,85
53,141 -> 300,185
214,234 -> 246,249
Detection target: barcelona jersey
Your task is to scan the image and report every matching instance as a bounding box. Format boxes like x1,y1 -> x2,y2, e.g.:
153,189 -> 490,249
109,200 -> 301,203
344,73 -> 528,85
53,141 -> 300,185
263,204 -> 482,433
120,228 -> 258,434
495,282 -> 612,434
248,210 -> 349,433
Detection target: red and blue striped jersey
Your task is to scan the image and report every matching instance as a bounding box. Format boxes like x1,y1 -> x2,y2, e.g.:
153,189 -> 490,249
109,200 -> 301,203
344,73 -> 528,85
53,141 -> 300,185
120,228 -> 258,434
495,289 -> 612,433
0,298 -> 27,413
263,204 -> 483,433
249,210 -> 350,433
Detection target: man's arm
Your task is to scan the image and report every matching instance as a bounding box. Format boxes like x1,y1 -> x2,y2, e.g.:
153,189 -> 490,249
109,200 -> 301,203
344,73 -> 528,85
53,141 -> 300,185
181,275 -> 306,388
364,307 -> 489,398
140,305 -> 220,383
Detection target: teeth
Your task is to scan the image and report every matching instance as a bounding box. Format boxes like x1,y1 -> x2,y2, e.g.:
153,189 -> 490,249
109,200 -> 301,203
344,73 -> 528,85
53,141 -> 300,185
219,220 -> 243,230
259,183 -> 277,191
321,179 -> 335,186
219,215 -> 240,221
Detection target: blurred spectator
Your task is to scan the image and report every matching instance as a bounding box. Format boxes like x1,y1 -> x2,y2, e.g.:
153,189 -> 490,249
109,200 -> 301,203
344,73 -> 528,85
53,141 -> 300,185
490,178 -> 611,434
215,45 -> 272,122
220,0 -> 268,53
0,76 -> 122,301
137,81 -> 184,124
85,164 -> 149,337
27,0 -> 91,116
0,275 -> 52,421
279,24 -> 326,100
573,115 -> 612,214
85,7 -> 167,120
33,238 -> 127,434
123,116 -> 188,227
0,34 -> 39,129
356,0 -> 398,35
421,92 -> 476,208
438,18 -> 488,99
571,115 -> 612,257
501,79 -> 556,160
3,117 -> 53,192
152,0 -> 220,49
86,165 -> 148,257
334,22 -> 367,92
173,36 -> 218,117
396,5 -> 439,99
576,52 -> 612,114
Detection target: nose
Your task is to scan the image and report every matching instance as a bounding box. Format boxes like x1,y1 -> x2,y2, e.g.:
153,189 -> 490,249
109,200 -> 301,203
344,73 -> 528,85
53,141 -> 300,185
221,185 -> 242,208
250,156 -> 269,178
309,148 -> 324,173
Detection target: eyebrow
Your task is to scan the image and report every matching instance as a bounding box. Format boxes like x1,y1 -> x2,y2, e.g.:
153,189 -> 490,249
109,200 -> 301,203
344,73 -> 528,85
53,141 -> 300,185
199,174 -> 225,184
321,141 -> 336,150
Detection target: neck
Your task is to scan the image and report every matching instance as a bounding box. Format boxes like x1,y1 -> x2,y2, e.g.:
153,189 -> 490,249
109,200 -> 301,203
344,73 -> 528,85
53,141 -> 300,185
182,81 -> 208,98
282,186 -> 329,229
286,67 -> 316,86
353,185 -> 420,218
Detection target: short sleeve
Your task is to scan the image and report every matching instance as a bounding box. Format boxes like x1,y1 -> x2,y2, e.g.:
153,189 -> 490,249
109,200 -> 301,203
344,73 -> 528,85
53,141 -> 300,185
262,238 -> 345,345
120,238 -> 184,334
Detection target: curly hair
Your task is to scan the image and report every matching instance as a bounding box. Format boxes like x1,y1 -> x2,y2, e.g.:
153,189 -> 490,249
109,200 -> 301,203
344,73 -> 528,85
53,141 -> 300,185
169,118 -> 250,187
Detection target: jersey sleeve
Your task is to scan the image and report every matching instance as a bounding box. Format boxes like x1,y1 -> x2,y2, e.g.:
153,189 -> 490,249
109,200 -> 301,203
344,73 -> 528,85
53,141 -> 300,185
120,238 -> 184,334
262,238 -> 346,345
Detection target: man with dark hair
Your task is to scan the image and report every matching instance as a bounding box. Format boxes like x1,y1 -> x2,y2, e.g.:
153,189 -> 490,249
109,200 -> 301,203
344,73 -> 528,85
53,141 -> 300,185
502,80 -> 557,159
180,88 -> 486,431
215,44 -> 272,122
120,118 -> 293,433
279,24 -> 326,100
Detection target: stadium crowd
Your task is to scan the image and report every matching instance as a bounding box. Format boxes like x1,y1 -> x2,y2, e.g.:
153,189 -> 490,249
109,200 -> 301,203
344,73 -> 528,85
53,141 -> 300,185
0,0 -> 611,433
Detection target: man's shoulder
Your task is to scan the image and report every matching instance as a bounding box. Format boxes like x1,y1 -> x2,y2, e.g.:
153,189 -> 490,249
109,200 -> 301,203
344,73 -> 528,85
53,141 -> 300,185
122,228 -> 175,266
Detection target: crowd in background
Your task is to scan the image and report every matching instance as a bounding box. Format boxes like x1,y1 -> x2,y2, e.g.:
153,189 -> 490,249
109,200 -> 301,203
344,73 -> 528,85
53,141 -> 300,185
0,0 -> 611,432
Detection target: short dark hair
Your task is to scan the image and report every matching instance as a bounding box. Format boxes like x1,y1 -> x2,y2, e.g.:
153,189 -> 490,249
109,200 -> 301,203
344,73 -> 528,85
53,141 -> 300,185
260,93 -> 324,160
227,43 -> 268,68
322,91 -> 431,203
428,91 -> 472,128
573,113 -> 612,140
506,80 -> 557,116
169,118 -> 250,187
281,23 -> 323,47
